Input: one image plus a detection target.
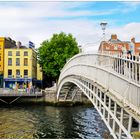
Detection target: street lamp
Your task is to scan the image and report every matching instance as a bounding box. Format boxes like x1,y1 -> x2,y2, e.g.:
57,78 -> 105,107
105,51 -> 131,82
100,21 -> 107,41
100,21 -> 107,53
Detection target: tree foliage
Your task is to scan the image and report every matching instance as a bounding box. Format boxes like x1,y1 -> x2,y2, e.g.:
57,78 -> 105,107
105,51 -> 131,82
38,32 -> 79,81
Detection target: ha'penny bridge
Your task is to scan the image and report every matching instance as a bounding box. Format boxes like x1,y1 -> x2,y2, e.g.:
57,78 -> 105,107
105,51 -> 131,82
56,50 -> 140,138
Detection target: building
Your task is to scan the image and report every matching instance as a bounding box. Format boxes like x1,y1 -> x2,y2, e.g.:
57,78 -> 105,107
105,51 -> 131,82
131,37 -> 140,55
98,34 -> 140,56
36,63 -> 43,88
98,34 -> 130,55
3,42 -> 37,89
0,37 -> 16,87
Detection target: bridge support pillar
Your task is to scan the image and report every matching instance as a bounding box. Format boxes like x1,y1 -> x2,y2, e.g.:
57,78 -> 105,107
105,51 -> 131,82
119,108 -> 124,139
103,94 -> 106,118
128,115 -> 132,133
113,102 -> 117,133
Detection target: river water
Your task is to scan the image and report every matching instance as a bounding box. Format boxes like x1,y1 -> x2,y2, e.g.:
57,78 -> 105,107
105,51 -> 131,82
0,105 -> 110,139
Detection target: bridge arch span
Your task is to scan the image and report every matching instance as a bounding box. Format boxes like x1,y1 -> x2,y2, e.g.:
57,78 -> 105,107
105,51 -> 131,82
57,52 -> 140,139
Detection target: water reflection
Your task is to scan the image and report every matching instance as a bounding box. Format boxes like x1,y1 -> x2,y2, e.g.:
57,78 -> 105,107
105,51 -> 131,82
0,105 -> 110,139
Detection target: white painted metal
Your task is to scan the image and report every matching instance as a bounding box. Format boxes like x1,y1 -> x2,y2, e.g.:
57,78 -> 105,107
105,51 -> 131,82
57,76 -> 133,138
58,52 -> 140,114
113,102 -> 117,133
128,115 -> 132,133
119,108 -> 123,139
57,51 -> 140,139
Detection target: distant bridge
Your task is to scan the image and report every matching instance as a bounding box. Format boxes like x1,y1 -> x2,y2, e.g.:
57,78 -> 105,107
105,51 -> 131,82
57,51 -> 140,138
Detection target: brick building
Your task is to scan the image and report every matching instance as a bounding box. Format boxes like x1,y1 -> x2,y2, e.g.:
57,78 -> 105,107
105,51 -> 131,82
98,34 -> 140,55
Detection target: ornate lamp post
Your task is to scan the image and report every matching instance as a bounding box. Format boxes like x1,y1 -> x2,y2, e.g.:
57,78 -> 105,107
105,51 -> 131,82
100,21 -> 107,53
100,21 -> 107,40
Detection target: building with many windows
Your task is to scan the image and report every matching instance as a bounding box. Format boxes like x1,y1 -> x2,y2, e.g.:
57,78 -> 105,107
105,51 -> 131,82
3,43 -> 37,89
0,37 -> 16,87
98,34 -> 140,56
98,34 -> 130,54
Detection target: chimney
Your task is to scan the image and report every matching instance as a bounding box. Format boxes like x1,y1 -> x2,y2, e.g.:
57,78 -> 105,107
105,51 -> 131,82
111,34 -> 117,40
16,41 -> 22,48
131,37 -> 135,43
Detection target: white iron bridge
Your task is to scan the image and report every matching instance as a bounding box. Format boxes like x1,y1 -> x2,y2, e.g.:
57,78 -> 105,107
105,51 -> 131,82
57,52 -> 140,139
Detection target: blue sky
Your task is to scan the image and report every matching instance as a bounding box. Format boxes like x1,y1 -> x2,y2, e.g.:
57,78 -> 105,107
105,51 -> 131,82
0,1 -> 140,51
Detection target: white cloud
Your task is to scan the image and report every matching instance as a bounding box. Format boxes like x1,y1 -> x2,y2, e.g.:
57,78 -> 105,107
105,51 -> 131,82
0,2 -> 140,53
108,22 -> 140,42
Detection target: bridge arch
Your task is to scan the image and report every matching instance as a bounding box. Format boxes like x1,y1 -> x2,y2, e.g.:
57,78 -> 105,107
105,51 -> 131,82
57,52 -> 140,139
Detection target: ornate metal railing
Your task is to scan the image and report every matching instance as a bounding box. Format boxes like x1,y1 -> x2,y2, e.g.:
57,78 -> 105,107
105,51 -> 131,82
58,52 -> 140,114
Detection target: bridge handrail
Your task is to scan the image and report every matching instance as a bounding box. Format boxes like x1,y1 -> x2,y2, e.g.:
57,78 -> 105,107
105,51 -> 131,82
62,52 -> 140,72
60,52 -> 140,86
58,52 -> 140,111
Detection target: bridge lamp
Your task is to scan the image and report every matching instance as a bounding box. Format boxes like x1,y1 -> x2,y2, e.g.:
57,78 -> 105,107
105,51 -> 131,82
100,21 -> 107,40
100,21 -> 107,53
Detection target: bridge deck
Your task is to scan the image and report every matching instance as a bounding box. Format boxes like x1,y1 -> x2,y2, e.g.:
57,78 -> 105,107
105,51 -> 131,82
57,52 -> 140,139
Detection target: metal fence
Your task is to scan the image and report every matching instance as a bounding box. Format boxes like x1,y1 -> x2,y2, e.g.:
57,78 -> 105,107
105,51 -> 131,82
58,51 -> 140,114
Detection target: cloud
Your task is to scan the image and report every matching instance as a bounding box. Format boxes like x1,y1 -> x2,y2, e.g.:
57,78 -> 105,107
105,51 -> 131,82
108,22 -> 140,41
0,1 -> 140,53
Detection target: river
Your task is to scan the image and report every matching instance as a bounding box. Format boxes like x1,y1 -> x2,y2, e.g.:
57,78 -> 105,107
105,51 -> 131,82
0,105 -> 110,139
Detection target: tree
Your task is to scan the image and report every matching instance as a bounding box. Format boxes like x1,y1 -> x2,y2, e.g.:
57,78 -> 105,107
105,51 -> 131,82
38,32 -> 79,83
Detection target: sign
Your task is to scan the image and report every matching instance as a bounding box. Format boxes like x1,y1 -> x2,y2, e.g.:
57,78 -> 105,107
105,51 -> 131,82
4,78 -> 32,82
29,41 -> 35,48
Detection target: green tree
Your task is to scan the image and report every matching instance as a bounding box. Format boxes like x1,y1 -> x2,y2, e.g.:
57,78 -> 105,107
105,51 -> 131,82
38,32 -> 79,82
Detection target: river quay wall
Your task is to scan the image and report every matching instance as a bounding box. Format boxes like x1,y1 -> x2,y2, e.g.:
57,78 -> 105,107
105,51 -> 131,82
0,88 -> 92,106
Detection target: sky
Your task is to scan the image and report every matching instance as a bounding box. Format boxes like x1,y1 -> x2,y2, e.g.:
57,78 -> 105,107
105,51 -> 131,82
0,1 -> 140,52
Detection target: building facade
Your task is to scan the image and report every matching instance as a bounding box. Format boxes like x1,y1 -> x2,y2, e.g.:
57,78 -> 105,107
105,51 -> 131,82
0,37 -> 16,87
98,34 -> 140,56
4,46 -> 37,89
98,34 -> 130,55
36,63 -> 43,88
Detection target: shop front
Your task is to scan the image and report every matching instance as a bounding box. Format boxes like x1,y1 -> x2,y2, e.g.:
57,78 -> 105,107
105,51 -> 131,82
4,78 -> 33,90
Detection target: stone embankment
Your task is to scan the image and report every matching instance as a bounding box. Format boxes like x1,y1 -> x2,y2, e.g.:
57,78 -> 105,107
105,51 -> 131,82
43,86 -> 92,106
0,86 -> 92,106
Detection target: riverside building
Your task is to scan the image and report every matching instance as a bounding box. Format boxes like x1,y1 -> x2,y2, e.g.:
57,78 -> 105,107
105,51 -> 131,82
98,34 -> 140,56
3,41 -> 38,89
0,37 -> 16,87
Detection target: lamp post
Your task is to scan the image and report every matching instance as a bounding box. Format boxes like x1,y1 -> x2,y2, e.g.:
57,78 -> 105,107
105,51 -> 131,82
100,21 -> 107,40
100,21 -> 107,53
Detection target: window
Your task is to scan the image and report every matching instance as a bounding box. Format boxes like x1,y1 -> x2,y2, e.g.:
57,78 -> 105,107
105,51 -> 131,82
16,58 -> 20,66
24,58 -> 28,66
16,69 -> 20,78
8,69 -> 12,78
8,51 -> 12,56
16,51 -> 20,56
24,70 -> 28,78
24,51 -> 28,56
8,58 -> 12,66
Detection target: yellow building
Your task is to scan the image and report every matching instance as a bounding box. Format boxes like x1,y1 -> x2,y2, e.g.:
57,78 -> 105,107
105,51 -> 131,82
0,37 -> 16,87
36,63 -> 43,88
37,63 -> 43,81
4,45 -> 37,88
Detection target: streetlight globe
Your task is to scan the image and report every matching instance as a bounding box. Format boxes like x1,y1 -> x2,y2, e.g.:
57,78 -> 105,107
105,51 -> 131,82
100,21 -> 107,31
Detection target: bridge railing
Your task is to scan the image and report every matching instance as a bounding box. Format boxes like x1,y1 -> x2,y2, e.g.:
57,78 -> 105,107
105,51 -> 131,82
58,52 -> 140,113
60,52 -> 140,86
97,51 -> 140,85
